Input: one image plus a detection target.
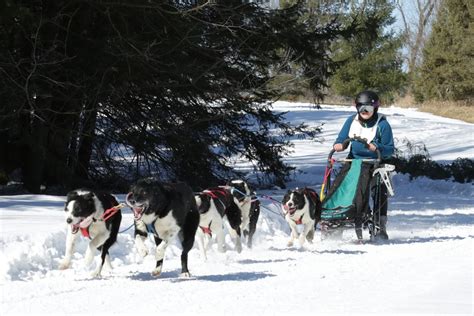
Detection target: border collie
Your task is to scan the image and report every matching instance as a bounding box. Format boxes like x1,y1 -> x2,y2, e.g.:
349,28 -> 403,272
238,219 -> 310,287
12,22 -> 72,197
282,187 -> 321,247
126,178 -> 199,277
59,189 -> 122,277
228,179 -> 257,247
195,187 -> 242,259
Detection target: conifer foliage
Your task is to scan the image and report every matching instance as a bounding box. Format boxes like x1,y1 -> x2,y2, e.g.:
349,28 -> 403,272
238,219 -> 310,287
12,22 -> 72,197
414,0 -> 474,102
329,0 -> 406,102
0,1 -> 351,192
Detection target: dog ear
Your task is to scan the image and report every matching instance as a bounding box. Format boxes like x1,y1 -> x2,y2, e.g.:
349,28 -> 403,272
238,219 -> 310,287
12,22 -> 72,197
66,190 -> 78,201
84,191 -> 94,200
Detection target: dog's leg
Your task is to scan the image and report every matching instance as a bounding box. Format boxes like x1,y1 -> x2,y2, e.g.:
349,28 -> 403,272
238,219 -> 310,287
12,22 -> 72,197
299,222 -> 314,247
239,201 -> 251,239
227,226 -> 242,253
92,253 -> 111,278
85,232 -> 109,268
306,221 -> 315,244
180,236 -> 195,277
210,215 -> 225,253
247,203 -> 259,248
179,209 -> 199,277
134,220 -> 149,258
152,237 -> 168,276
135,235 -> 148,258
216,225 -> 226,253
226,203 -> 242,253
286,215 -> 298,247
59,226 -> 78,270
92,228 -> 118,278
196,230 -> 207,261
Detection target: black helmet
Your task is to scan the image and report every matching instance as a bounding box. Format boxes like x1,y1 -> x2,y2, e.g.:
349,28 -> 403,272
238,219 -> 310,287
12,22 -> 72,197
355,90 -> 380,107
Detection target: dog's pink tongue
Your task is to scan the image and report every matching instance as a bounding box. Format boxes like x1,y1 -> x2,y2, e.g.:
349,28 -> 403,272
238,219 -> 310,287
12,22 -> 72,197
133,207 -> 143,218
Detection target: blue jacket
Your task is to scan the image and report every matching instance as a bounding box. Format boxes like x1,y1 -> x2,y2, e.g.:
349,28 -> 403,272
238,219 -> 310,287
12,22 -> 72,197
334,113 -> 394,159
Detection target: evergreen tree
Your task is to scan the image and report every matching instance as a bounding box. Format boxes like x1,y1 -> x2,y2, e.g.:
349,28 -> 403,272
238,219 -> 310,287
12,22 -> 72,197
414,0 -> 474,101
0,0 -> 352,192
329,0 -> 406,102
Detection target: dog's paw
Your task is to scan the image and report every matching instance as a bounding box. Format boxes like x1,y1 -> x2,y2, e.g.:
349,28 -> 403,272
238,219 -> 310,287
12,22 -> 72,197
235,242 -> 242,253
58,260 -> 70,270
90,269 -> 102,278
298,236 -> 306,246
136,245 -> 149,258
217,244 -> 226,253
151,267 -> 162,277
179,272 -> 191,278
84,254 -> 95,267
287,240 -> 294,247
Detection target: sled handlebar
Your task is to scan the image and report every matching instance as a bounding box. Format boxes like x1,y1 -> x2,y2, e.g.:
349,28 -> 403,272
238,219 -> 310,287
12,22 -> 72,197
328,136 -> 381,164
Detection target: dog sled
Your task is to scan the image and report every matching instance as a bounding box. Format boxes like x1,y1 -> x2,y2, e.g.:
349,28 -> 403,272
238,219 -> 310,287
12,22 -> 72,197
319,137 -> 395,241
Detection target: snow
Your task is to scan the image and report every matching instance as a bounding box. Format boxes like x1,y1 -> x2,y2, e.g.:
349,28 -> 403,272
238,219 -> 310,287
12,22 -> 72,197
1,101 -> 473,316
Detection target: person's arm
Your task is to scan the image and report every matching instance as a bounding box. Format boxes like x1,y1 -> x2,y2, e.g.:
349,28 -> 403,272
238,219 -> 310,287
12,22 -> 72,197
333,115 -> 354,151
372,120 -> 394,158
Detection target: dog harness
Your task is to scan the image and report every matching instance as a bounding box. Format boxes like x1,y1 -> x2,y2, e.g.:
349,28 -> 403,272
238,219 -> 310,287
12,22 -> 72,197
199,221 -> 213,236
203,188 -> 229,211
292,214 -> 304,225
72,203 -> 125,239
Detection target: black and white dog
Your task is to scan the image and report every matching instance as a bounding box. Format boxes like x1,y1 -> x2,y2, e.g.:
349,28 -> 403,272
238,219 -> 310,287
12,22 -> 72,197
195,187 -> 243,259
282,187 -> 321,247
59,189 -> 122,277
126,178 -> 199,277
228,179 -> 258,248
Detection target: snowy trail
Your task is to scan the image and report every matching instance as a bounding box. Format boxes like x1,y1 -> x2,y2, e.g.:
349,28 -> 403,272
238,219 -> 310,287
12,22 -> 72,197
1,102 -> 473,315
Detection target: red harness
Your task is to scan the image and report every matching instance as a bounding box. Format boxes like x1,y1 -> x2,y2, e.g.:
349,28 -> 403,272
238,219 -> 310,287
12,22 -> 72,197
293,214 -> 304,225
203,188 -> 228,200
76,204 -> 124,239
200,225 -> 212,236
80,227 -> 91,238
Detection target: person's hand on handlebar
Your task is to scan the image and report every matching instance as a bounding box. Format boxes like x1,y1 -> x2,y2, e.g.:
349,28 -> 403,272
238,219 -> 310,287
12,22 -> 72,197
334,141 -> 377,152
367,143 -> 377,152
333,143 -> 344,152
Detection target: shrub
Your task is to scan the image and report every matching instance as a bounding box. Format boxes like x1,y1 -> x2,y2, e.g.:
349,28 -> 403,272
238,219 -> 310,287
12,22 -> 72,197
393,140 -> 473,183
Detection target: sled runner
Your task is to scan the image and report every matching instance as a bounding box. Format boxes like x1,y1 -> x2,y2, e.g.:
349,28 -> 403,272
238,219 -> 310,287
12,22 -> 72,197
319,137 -> 395,241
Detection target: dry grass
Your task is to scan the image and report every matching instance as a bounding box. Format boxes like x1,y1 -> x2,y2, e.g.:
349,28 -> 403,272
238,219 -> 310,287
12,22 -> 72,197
394,95 -> 474,123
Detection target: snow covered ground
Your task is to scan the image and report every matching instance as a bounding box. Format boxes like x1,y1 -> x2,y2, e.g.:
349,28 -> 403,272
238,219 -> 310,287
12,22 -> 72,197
1,101 -> 473,316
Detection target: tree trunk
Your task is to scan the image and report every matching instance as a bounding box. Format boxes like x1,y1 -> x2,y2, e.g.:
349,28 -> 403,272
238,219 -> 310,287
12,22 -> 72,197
21,113 -> 48,193
75,104 -> 98,181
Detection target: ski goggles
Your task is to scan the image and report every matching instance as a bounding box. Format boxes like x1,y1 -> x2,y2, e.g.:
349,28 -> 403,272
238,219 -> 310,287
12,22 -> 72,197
356,104 -> 375,113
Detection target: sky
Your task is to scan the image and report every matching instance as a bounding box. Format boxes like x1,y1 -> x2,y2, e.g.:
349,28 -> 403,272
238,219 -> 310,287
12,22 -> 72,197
1,101 -> 473,316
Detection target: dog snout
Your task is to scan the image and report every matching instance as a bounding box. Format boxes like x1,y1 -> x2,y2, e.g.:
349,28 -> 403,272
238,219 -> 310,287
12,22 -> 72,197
287,201 -> 294,207
66,217 -> 73,224
125,192 -> 138,206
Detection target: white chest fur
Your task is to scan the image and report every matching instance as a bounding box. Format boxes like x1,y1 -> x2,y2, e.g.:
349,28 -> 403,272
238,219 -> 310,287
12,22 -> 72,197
88,220 -> 110,239
152,211 -> 180,241
288,202 -> 312,224
236,198 -> 251,217
199,200 -> 223,230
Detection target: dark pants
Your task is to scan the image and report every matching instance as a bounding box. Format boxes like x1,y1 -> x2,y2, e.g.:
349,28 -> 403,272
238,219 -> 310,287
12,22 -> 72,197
371,174 -> 388,217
